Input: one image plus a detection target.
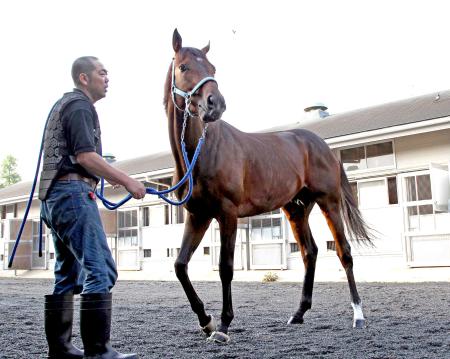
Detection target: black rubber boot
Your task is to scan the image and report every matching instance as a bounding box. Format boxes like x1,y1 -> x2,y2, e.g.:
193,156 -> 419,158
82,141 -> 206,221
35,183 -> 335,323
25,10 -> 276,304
45,294 -> 84,359
80,293 -> 138,359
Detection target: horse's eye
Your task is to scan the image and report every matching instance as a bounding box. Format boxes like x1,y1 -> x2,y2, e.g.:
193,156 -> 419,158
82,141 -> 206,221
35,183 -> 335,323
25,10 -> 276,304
179,64 -> 188,72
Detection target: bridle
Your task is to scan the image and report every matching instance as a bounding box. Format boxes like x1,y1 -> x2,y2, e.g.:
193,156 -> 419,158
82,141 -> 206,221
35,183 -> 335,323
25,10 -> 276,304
171,59 -> 217,117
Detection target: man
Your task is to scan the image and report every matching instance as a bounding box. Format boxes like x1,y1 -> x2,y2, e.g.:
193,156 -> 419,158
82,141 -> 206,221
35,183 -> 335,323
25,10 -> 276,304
39,56 -> 145,359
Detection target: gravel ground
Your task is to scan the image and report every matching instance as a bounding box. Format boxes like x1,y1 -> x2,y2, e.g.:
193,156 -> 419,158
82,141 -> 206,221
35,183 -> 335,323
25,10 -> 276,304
0,278 -> 449,359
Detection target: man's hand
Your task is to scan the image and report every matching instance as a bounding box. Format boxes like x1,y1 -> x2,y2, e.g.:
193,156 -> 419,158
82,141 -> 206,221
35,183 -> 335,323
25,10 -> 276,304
125,178 -> 146,200
76,152 -> 146,199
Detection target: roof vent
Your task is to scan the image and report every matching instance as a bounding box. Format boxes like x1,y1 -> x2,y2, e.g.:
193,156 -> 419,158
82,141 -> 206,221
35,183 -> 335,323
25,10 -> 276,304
103,153 -> 116,163
303,102 -> 329,120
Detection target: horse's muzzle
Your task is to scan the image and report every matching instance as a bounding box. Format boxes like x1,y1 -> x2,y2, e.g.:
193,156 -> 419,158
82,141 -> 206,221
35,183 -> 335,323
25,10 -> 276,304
202,94 -> 226,122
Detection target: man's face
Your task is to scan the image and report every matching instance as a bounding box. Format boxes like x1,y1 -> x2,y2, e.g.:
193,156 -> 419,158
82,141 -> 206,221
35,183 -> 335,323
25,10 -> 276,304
85,61 -> 109,102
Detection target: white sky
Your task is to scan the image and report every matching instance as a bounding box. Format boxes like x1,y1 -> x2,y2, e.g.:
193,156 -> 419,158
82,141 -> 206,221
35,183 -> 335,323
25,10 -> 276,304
1,0 -> 450,181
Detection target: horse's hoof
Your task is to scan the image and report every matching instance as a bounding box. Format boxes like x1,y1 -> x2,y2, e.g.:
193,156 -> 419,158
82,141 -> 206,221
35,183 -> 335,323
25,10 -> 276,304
200,315 -> 216,335
287,315 -> 304,325
353,319 -> 365,328
207,331 -> 231,344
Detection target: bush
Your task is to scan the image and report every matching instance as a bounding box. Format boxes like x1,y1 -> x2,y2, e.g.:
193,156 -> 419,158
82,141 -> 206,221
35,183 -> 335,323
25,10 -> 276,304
262,271 -> 279,283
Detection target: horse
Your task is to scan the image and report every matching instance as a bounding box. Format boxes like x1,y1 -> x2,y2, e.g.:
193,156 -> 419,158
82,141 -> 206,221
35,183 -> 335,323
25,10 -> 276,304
164,29 -> 373,343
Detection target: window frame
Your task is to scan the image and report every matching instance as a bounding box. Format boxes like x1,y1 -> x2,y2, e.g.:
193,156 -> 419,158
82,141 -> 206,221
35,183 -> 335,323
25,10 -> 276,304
339,140 -> 396,174
117,208 -> 140,249
400,171 -> 438,234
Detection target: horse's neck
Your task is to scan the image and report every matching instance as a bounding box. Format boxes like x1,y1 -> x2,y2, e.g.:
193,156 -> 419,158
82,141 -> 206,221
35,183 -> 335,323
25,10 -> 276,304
168,107 -> 204,178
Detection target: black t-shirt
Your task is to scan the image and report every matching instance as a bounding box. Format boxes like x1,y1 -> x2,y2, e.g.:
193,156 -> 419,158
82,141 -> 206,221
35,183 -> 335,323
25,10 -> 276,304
57,90 -> 102,182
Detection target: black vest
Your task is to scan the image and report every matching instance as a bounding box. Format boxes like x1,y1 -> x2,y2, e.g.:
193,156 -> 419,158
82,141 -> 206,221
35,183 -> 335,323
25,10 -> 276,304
38,92 -> 96,200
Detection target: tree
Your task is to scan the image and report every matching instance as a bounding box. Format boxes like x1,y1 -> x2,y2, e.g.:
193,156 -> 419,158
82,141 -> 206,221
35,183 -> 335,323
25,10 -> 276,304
0,155 -> 21,188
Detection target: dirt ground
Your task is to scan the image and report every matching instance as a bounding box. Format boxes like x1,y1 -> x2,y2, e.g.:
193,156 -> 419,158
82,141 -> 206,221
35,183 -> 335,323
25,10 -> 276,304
0,278 -> 449,359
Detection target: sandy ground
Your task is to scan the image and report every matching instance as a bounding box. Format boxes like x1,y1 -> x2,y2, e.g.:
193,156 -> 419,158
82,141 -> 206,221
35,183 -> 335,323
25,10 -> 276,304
0,278 -> 449,359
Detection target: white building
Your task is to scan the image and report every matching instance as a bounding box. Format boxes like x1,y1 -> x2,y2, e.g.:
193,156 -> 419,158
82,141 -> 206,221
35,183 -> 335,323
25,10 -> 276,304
1,90 -> 449,275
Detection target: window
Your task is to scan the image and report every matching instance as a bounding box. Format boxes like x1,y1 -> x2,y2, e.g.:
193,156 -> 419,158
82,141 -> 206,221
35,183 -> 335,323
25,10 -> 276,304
142,205 -> 170,226
402,172 -> 450,233
403,174 -> 435,232
32,221 -> 45,252
5,204 -> 17,219
143,249 -> 152,258
174,206 -> 185,224
118,209 -> 139,248
203,247 -> 210,255
118,210 -> 138,228
251,217 -> 282,241
142,207 -> 150,227
290,243 -> 299,253
250,211 -> 283,241
0,254 -> 3,261
349,182 -> 358,204
326,241 -> 336,251
387,177 -> 398,204
167,248 -> 180,257
49,253 -> 55,260
341,142 -> 394,171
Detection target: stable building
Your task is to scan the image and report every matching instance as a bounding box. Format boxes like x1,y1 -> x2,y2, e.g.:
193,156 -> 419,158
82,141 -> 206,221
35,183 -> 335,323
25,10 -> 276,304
1,90 -> 449,275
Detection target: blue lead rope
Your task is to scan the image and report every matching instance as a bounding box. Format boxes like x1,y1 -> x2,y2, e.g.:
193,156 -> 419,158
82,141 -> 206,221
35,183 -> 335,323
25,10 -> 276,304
96,138 -> 204,209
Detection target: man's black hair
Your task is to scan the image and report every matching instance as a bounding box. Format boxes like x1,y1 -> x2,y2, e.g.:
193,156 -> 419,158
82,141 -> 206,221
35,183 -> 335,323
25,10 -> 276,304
71,56 -> 99,85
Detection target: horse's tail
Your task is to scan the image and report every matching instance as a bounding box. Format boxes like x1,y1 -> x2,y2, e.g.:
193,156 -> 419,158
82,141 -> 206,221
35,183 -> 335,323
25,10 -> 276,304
339,163 -> 374,246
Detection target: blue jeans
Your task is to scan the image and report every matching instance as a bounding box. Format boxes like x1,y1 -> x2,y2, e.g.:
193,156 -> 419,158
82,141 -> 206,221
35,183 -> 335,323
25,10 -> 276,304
41,180 -> 118,294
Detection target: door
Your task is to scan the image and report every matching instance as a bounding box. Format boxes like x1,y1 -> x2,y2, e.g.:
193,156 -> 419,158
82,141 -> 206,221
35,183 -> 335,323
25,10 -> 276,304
211,221 -> 248,270
400,169 -> 450,266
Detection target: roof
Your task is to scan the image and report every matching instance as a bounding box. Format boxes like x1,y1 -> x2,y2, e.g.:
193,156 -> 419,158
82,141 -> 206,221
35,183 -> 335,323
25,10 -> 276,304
269,89 -> 450,139
111,151 -> 174,176
1,89 -> 449,202
0,181 -> 36,202
0,152 -> 174,202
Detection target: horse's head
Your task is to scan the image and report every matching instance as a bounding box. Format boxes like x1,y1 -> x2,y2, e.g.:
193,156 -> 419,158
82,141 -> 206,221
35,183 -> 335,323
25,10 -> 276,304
170,29 -> 226,123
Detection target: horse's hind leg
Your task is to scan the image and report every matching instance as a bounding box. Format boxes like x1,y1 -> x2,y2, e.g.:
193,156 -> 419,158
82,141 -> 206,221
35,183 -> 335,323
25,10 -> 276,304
282,199 -> 317,325
318,196 -> 366,328
174,213 -> 215,334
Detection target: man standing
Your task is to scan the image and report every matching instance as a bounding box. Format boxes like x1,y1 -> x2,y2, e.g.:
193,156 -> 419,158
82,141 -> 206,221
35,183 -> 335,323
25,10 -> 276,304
39,56 -> 145,359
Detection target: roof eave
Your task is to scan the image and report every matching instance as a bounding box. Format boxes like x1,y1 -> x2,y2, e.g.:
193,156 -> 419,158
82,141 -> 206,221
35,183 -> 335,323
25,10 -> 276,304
326,116 -> 450,149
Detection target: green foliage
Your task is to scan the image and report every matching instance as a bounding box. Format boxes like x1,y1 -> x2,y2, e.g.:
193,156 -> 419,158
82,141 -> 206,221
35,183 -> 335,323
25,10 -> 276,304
0,155 -> 21,188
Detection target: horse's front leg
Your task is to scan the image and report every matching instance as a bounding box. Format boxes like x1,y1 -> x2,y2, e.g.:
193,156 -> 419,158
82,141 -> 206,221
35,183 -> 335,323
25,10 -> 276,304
174,213 -> 215,334
207,214 -> 237,344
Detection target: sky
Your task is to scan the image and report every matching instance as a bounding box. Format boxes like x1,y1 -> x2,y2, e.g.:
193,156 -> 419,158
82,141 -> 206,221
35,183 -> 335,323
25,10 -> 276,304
1,0 -> 450,181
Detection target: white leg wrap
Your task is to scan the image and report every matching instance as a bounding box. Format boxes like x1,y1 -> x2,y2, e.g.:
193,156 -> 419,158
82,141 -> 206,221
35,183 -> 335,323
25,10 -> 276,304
200,315 -> 217,334
351,302 -> 365,327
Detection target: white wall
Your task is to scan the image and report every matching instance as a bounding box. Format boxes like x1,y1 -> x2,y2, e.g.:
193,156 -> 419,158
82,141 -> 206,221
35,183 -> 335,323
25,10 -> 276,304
141,222 -> 213,273
395,129 -> 450,170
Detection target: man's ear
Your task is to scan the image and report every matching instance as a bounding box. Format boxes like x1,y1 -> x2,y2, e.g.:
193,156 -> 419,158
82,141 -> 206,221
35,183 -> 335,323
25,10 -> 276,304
79,73 -> 89,86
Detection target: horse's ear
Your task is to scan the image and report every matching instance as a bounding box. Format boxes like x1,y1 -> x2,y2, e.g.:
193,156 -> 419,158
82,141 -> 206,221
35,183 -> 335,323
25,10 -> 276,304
173,28 -> 182,53
201,41 -> 210,54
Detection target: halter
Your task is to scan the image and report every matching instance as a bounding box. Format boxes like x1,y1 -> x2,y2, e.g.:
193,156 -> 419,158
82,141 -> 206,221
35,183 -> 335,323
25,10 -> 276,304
171,59 -> 217,117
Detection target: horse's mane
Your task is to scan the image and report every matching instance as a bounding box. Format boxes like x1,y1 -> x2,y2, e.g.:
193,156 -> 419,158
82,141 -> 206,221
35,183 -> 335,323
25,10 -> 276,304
163,62 -> 173,114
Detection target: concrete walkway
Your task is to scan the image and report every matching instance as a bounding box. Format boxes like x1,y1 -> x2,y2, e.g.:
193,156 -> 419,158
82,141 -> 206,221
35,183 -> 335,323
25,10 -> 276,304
2,261 -> 449,283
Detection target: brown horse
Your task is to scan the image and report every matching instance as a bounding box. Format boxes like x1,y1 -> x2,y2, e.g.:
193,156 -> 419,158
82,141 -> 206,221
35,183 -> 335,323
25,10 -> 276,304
164,29 -> 372,343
